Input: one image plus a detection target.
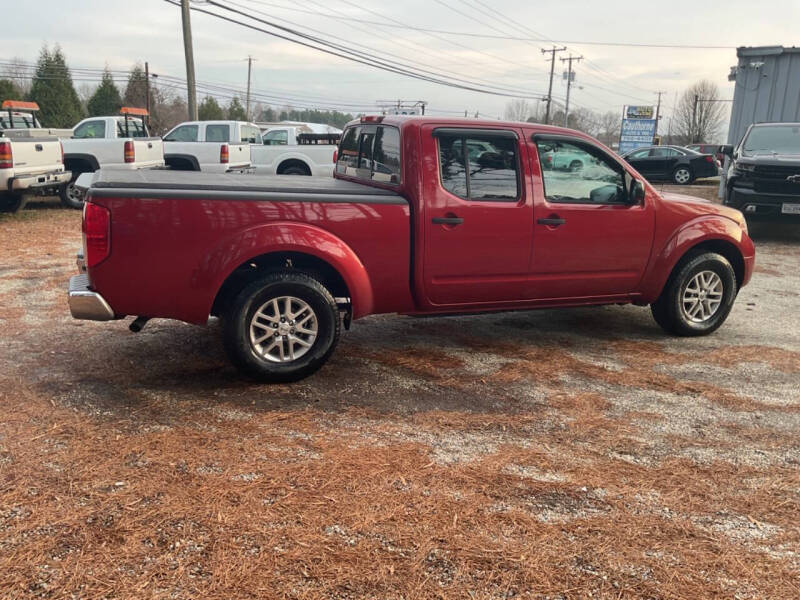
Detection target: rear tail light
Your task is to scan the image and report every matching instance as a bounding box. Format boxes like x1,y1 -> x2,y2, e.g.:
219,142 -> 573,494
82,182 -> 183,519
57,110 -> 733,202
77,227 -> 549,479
124,140 -> 135,163
82,202 -> 111,268
333,149 -> 338,163
220,144 -> 229,164
0,141 -> 12,169
704,155 -> 714,163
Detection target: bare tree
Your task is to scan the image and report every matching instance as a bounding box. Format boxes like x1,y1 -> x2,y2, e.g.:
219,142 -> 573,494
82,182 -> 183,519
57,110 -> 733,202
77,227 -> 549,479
673,80 -> 727,143
504,98 -> 535,122
1,57 -> 34,95
597,111 -> 622,146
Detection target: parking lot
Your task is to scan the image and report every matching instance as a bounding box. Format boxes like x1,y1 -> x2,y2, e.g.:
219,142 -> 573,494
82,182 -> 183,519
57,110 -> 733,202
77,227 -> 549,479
1,193 -> 798,599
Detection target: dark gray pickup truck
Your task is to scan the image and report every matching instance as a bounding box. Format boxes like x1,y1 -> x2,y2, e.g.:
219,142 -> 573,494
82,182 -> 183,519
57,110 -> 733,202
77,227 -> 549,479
723,122 -> 800,220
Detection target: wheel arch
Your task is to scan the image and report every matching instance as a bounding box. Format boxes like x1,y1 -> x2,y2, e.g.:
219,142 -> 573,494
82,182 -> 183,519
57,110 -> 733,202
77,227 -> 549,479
203,223 -> 373,320
641,217 -> 747,302
164,153 -> 200,171
64,153 -> 99,174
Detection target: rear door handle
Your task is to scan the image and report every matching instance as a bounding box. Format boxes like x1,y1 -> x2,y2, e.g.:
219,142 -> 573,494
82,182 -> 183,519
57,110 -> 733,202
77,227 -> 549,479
432,216 -> 464,225
537,217 -> 566,226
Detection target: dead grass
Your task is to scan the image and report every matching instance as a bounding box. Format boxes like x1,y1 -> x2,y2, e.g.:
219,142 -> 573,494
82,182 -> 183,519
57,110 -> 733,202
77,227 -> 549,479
1,206 -> 798,599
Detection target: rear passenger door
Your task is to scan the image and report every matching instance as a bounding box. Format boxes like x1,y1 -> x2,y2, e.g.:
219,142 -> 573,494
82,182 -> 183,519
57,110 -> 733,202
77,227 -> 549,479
421,126 -> 533,305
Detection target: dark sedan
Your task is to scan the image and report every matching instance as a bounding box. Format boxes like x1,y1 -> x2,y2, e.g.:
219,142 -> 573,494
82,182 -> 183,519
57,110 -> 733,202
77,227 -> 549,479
622,145 -> 720,185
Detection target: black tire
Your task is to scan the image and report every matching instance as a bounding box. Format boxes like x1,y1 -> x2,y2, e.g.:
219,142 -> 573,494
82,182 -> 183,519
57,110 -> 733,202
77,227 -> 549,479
222,271 -> 340,382
569,160 -> 583,172
282,166 -> 310,176
650,251 -> 737,336
0,192 -> 26,213
672,165 -> 694,185
59,173 -> 84,209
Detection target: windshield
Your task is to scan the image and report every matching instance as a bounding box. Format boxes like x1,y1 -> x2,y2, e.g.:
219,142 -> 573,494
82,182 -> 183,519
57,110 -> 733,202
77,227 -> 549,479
743,125 -> 800,155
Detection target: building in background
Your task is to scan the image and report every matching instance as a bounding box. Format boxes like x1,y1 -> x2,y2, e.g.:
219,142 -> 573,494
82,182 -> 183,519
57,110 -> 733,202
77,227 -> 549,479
727,46 -> 800,146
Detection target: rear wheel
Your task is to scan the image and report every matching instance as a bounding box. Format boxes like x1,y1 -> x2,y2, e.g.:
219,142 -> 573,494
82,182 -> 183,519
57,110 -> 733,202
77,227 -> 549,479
569,159 -> 583,172
59,174 -> 84,209
222,271 -> 340,382
282,166 -> 311,176
672,166 -> 693,185
0,192 -> 26,213
651,251 -> 737,336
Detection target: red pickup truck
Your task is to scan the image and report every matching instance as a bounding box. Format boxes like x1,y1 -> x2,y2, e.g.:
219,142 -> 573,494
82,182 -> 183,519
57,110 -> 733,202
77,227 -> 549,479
68,116 -> 755,381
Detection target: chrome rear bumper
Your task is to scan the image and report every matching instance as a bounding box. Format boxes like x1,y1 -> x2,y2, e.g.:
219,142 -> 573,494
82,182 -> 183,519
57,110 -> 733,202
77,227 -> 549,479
10,169 -> 71,191
68,274 -> 115,321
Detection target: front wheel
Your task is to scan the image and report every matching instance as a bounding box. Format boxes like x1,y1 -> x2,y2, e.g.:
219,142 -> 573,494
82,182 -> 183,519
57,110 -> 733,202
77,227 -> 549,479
651,251 -> 737,336
59,175 -> 84,209
672,166 -> 694,185
222,271 -> 341,382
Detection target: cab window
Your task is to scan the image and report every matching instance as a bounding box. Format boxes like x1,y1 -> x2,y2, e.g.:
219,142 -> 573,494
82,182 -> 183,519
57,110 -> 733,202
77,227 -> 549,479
336,125 -> 401,184
164,124 -> 198,142
536,139 -> 626,205
73,120 -> 106,139
263,129 -> 288,145
437,132 -> 519,201
241,125 -> 262,144
651,147 -> 681,157
628,148 -> 651,159
205,124 -> 230,143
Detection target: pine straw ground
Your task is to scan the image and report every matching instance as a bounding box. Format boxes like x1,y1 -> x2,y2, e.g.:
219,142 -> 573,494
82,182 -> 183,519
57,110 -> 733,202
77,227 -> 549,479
1,205 -> 799,599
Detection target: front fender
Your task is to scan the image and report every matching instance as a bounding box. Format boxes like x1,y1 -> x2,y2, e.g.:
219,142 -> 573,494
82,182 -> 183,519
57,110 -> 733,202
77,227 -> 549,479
639,215 -> 748,302
196,221 -> 374,319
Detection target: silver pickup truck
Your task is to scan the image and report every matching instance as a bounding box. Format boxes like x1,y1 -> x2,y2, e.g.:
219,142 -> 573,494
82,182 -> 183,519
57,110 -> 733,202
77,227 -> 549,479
0,101 -> 71,213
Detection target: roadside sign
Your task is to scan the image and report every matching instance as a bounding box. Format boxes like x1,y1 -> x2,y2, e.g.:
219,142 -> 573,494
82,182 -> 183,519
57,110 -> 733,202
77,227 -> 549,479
619,105 -> 657,153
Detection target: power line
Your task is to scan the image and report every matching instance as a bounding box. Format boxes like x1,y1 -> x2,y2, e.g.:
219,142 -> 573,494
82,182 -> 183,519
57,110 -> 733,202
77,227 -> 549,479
168,0 -> 547,99
238,0 -> 736,49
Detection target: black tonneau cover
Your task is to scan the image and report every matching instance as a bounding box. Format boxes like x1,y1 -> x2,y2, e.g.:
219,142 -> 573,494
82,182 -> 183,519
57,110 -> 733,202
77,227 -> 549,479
88,169 -> 405,204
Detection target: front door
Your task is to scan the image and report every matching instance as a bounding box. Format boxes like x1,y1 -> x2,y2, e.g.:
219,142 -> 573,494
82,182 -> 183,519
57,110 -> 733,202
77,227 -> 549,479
422,126 -> 533,305
527,136 -> 655,299
624,146 -> 656,177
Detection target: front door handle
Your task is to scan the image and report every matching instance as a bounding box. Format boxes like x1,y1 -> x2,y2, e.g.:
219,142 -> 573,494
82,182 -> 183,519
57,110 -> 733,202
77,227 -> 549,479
432,216 -> 464,225
537,217 -> 566,226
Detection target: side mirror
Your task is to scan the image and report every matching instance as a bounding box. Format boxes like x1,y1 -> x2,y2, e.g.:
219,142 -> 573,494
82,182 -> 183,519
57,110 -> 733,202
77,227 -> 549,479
628,179 -> 646,205
720,144 -> 734,157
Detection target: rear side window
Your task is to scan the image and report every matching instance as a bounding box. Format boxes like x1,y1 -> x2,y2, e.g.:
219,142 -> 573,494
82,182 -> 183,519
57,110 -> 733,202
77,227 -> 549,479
206,124 -> 230,143
241,125 -> 262,144
264,129 -> 288,145
336,125 -> 401,184
73,120 -> 106,139
372,127 -> 401,184
164,124 -> 198,142
437,132 -> 519,201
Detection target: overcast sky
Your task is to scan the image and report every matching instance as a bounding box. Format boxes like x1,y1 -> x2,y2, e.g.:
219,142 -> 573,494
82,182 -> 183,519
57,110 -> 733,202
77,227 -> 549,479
1,0 -> 798,125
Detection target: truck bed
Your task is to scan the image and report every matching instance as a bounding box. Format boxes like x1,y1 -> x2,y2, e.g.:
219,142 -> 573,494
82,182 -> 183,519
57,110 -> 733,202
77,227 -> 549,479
89,169 -> 404,203
84,169 -> 412,324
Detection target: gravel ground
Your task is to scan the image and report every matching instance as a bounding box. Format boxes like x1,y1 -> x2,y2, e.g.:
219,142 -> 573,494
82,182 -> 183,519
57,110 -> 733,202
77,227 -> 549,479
0,196 -> 798,599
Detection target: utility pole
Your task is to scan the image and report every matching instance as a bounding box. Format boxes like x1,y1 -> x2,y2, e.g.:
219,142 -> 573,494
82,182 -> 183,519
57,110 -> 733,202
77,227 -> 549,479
691,94 -> 699,143
541,45 -> 566,124
654,90 -> 665,138
145,61 -> 150,116
560,54 -> 582,128
180,0 -> 198,120
245,56 -> 254,121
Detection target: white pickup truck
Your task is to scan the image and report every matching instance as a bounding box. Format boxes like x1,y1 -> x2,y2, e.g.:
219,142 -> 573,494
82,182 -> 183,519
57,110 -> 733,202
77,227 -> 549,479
60,108 -> 165,208
0,101 -> 71,213
252,123 -> 339,176
162,120 -> 253,173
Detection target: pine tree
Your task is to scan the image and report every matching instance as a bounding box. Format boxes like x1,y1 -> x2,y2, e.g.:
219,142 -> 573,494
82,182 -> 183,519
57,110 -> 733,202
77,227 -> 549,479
0,79 -> 23,101
227,97 -> 247,121
87,68 -> 122,116
198,96 -> 224,120
123,64 -> 149,109
28,45 -> 83,127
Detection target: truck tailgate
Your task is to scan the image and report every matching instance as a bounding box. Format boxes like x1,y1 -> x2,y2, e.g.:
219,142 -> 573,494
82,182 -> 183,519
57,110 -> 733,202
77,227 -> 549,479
7,137 -> 63,177
132,138 -> 165,168
227,142 -> 250,168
